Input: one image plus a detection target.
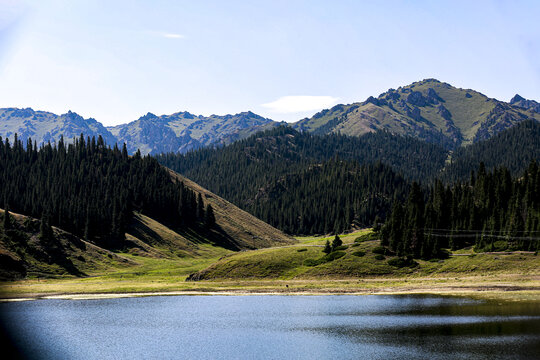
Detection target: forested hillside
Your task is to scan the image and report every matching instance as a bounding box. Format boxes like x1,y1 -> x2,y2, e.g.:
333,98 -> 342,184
252,161 -> 409,234
382,162 -> 540,259
0,134 -> 210,249
441,120 -> 540,183
157,124 -> 540,235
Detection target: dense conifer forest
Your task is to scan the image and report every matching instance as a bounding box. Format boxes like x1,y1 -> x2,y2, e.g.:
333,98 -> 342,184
0,135 -> 212,249
156,126 -> 447,234
441,120 -> 540,183
251,161 -> 409,234
156,123 -> 539,236
381,162 -> 540,258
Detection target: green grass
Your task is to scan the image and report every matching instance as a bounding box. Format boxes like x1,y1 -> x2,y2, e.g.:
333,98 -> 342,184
189,230 -> 540,280
2,229 -> 539,302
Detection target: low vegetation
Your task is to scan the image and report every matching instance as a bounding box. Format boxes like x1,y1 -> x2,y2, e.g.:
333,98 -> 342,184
186,230 -> 540,281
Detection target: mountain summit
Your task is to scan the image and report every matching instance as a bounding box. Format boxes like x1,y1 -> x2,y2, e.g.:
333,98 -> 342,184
293,79 -> 540,149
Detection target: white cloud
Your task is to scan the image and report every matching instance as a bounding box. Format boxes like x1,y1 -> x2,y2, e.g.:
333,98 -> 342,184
162,33 -> 185,39
145,31 -> 185,39
262,95 -> 339,113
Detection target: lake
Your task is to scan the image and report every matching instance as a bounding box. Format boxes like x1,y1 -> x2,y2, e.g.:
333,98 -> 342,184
1,295 -> 539,359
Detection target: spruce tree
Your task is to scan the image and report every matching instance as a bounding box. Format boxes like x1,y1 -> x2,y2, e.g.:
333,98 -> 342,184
40,213 -> 54,243
197,193 -> 205,221
3,205 -> 11,231
332,235 -> 342,250
323,240 -> 332,254
205,204 -> 216,227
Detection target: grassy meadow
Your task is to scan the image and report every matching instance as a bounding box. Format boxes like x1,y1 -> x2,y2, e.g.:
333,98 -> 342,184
1,229 -> 539,302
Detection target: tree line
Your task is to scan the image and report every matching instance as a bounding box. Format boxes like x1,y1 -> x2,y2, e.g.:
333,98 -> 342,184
381,161 -> 540,258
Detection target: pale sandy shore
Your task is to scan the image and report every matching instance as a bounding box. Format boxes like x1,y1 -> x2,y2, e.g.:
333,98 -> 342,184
2,287 -> 539,302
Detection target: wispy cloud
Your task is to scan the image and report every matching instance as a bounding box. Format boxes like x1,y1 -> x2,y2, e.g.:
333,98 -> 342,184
145,30 -> 186,39
162,33 -> 185,39
262,96 -> 340,113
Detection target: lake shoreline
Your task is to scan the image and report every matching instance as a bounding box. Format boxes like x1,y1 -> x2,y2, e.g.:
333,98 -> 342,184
2,283 -> 540,302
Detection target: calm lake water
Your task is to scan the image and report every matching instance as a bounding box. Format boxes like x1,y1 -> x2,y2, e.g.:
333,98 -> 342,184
1,295 -> 539,359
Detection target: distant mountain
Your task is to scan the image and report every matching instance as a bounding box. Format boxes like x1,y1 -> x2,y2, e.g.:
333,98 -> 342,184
0,108 -> 278,155
293,79 -> 540,149
0,108 -> 117,147
108,111 -> 277,154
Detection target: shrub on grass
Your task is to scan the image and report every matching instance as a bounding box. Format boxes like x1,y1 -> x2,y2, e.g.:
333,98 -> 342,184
354,232 -> 378,243
303,251 -> 346,267
352,251 -> 366,257
492,241 -> 508,252
303,258 -> 325,266
387,256 -> 418,268
297,248 -> 308,252
323,251 -> 346,261
374,254 -> 385,260
372,246 -> 393,255
333,245 -> 348,251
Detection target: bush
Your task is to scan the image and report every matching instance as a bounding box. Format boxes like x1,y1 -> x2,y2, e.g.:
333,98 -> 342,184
297,248 -> 308,252
372,246 -> 393,255
303,251 -> 346,267
493,241 -> 508,252
303,258 -> 325,266
333,245 -> 348,251
351,243 -> 360,247
354,232 -> 378,243
374,254 -> 385,260
323,251 -> 346,261
387,257 -> 418,268
352,251 -> 366,257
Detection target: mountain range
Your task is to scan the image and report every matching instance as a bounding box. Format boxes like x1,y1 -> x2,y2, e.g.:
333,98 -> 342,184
0,79 -> 538,154
0,108 -> 276,155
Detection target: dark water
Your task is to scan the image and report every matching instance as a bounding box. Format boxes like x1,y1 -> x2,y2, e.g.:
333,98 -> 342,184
1,295 -> 539,359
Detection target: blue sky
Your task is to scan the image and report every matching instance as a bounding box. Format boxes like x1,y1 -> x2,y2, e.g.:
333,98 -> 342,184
0,0 -> 539,125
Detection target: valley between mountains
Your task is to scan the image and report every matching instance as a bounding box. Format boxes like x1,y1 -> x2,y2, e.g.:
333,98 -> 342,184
1,79 -> 539,301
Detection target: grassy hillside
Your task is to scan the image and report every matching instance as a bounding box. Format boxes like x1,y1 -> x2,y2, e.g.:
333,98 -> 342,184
294,79 -> 540,148
0,208 -> 237,285
169,170 -> 295,249
0,209 -> 136,280
0,166 -> 294,281
187,230 -> 540,281
2,227 -> 538,301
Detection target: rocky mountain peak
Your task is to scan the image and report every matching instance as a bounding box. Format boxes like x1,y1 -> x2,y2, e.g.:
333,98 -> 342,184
510,94 -> 525,104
